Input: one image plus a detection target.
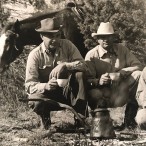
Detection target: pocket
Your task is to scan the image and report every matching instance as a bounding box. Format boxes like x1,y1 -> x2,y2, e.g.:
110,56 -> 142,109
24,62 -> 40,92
38,66 -> 53,82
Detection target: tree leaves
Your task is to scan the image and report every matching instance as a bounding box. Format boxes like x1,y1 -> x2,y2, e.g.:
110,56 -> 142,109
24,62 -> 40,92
78,0 -> 146,62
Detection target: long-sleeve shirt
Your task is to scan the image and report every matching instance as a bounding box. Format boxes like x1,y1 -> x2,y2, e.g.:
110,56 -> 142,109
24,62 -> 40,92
25,39 -> 88,94
85,44 -> 143,79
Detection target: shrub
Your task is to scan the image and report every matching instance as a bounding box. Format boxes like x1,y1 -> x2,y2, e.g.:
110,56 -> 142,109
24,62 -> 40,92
0,0 -> 10,30
78,0 -> 146,62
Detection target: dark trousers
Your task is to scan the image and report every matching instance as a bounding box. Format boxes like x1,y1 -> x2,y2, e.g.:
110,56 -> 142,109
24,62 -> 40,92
28,72 -> 88,118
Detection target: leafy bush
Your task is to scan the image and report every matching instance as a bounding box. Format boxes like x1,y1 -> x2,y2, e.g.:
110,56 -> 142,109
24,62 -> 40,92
0,1 -> 10,30
28,0 -> 48,10
78,0 -> 146,62
0,47 -> 31,108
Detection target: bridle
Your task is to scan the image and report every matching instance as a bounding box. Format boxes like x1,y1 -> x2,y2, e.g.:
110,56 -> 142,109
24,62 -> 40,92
3,29 -> 20,66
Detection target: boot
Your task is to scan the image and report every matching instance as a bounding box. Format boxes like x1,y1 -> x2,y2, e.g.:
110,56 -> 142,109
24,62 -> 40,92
124,101 -> 138,129
114,100 -> 138,131
73,99 -> 88,127
40,113 -> 51,130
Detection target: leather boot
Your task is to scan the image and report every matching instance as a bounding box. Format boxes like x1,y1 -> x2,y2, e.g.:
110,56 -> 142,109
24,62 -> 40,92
40,113 -> 51,130
124,100 -> 138,129
114,100 -> 138,131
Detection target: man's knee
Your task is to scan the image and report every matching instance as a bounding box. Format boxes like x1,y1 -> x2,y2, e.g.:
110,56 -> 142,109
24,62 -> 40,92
74,72 -> 85,80
88,89 -> 103,99
88,89 -> 108,109
127,70 -> 141,92
28,93 -> 46,115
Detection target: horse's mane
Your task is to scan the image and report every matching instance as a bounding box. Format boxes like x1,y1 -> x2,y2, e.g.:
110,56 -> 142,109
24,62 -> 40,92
1,7 -> 83,34
19,8 -> 74,25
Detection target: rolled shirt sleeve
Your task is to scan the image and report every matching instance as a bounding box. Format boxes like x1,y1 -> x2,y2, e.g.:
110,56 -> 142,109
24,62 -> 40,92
118,45 -> 143,75
85,51 -> 97,79
63,40 -> 88,72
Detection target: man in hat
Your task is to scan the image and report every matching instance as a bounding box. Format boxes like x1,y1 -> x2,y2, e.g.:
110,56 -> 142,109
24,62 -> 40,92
25,18 -> 88,129
85,22 -> 143,129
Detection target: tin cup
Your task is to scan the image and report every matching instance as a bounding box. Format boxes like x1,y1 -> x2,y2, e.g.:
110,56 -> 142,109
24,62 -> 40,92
57,79 -> 68,87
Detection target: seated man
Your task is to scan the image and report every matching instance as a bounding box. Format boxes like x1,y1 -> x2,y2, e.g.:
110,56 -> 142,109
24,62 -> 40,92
25,18 -> 88,129
85,22 -> 143,129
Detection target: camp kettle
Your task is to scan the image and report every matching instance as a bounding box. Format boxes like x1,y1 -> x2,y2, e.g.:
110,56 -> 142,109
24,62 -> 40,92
90,108 -> 116,139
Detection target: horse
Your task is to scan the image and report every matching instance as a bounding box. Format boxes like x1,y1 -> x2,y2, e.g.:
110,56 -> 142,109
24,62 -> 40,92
0,6 -> 87,72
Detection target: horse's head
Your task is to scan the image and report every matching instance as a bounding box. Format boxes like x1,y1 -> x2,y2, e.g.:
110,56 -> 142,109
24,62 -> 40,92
0,20 -> 22,72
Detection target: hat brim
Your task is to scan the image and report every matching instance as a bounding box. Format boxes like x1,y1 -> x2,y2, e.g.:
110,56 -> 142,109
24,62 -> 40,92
91,33 -> 114,37
35,28 -> 59,33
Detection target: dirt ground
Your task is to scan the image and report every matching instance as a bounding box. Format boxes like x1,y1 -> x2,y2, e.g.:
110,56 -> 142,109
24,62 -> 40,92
1,103 -> 146,146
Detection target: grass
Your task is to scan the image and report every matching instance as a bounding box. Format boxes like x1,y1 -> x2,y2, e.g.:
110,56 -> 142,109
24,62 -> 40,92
0,102 -> 146,146
0,47 -> 146,145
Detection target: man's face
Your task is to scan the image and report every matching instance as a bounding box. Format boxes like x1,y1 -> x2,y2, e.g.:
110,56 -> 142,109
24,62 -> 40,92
97,35 -> 114,50
41,33 -> 60,51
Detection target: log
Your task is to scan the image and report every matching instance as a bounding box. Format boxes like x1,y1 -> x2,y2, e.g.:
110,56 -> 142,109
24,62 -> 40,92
19,98 -> 89,128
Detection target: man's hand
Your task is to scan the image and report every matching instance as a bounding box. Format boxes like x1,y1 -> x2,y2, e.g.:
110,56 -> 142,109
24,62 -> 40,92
49,63 -> 67,79
99,73 -> 111,86
45,77 -> 58,91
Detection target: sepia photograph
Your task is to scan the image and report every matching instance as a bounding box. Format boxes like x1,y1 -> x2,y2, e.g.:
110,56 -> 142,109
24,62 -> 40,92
0,0 -> 146,145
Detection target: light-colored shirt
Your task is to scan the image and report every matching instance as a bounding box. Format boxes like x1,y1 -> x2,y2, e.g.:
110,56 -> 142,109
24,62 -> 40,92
25,39 -> 87,94
136,67 -> 146,107
85,44 -> 142,79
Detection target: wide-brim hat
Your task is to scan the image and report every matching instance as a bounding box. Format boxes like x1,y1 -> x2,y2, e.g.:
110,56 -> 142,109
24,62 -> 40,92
35,18 -> 60,33
91,22 -> 114,37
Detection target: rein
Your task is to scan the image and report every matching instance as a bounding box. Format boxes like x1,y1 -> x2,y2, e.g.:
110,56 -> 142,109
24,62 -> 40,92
7,30 -> 17,35
4,29 -> 20,64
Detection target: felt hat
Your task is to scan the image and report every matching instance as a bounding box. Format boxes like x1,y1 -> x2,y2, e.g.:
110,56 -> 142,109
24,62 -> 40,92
36,18 -> 60,33
91,22 -> 114,37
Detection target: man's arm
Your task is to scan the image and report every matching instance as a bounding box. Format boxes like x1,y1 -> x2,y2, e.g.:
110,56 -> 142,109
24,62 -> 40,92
25,50 -> 56,94
118,46 -> 143,77
64,40 -> 88,72
49,40 -> 89,79
85,50 -> 100,87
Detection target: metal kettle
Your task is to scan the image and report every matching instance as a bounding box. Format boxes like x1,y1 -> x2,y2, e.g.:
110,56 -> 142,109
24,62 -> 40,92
90,108 -> 116,139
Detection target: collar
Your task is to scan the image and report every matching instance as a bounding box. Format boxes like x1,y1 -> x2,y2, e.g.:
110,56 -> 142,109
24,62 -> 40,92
41,42 -> 46,53
97,45 -> 117,58
41,41 -> 61,55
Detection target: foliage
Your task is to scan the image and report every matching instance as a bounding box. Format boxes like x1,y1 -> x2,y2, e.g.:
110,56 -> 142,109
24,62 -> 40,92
0,0 -> 146,108
0,0 -> 10,30
0,46 -> 32,109
78,0 -> 146,62
28,0 -> 48,10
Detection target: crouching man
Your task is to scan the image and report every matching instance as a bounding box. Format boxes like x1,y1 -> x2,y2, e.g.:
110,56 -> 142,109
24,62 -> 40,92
25,18 -> 88,129
135,67 -> 146,129
85,22 -> 143,129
